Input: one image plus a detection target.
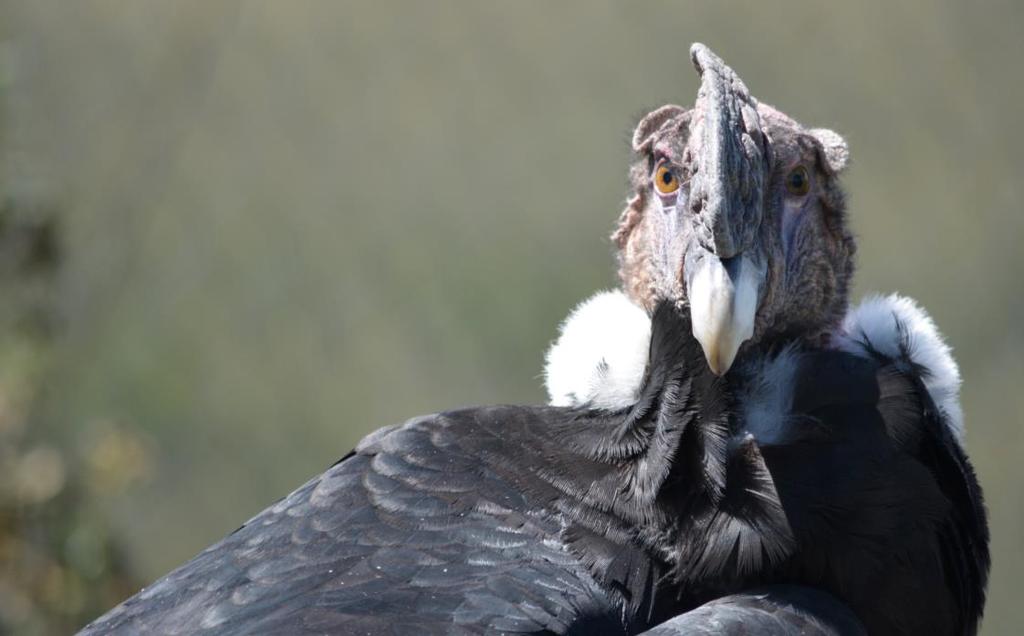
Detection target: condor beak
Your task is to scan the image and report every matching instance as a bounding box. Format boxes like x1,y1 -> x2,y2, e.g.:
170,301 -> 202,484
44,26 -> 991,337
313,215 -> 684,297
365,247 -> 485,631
688,253 -> 763,375
684,44 -> 769,375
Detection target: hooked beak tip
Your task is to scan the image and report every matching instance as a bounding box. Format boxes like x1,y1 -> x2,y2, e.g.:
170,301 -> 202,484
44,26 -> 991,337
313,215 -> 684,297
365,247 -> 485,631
688,254 -> 761,376
694,329 -> 739,376
703,347 -> 730,377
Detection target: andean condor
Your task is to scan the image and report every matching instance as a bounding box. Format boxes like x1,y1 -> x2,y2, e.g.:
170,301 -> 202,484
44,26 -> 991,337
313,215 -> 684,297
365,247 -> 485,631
79,44 -> 989,635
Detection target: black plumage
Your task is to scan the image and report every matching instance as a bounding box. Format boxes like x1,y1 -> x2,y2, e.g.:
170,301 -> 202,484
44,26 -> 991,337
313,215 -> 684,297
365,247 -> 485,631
79,303 -> 988,635
640,586 -> 866,635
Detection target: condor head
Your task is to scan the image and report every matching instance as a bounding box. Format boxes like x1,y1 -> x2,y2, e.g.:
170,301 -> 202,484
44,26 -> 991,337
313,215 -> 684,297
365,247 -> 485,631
614,44 -> 855,375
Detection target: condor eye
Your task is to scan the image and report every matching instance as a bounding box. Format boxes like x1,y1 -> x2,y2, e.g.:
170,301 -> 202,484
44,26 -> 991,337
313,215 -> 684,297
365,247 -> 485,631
786,166 -> 810,196
654,163 -> 680,194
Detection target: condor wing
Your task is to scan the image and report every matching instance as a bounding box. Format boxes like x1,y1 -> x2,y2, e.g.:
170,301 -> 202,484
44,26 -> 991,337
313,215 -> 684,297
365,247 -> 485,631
77,410 -> 622,636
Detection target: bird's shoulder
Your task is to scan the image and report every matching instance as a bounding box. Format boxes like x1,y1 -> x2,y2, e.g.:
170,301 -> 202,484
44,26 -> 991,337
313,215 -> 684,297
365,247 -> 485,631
737,318 -> 988,635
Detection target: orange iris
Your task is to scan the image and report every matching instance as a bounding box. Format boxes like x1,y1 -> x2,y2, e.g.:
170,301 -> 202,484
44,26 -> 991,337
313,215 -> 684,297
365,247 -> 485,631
654,163 -> 679,194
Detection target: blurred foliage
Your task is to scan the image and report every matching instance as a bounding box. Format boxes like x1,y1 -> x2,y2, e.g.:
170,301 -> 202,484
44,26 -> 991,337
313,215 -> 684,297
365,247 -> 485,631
0,197 -> 145,632
0,2 -> 1022,634
0,37 -> 147,634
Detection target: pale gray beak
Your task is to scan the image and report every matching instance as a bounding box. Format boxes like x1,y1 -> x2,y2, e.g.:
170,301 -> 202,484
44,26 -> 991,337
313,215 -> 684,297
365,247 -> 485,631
685,44 -> 769,374
687,253 -> 763,375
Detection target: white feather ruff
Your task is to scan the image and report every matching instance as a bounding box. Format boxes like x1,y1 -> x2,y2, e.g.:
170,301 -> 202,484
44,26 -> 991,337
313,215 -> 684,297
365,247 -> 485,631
834,294 -> 964,444
544,290 -> 964,444
543,290 -> 651,410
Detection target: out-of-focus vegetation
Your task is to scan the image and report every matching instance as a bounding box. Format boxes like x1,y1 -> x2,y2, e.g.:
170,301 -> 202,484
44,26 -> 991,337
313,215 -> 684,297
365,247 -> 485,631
0,193 -> 144,630
0,2 -> 1021,634
1,37 -> 149,629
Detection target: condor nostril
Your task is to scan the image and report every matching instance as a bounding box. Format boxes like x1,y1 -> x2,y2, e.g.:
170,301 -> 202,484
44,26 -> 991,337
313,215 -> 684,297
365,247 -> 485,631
719,255 -> 742,280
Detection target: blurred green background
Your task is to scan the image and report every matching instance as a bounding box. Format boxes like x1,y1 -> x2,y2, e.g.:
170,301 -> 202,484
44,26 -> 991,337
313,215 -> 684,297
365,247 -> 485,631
0,2 -> 1021,634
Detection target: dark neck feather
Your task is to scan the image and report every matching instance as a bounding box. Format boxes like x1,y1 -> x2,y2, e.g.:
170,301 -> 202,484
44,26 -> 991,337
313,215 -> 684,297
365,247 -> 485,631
558,302 -> 731,508
550,302 -> 738,624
